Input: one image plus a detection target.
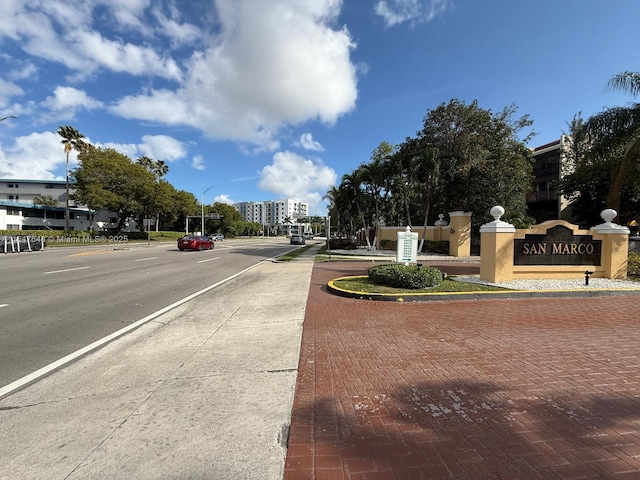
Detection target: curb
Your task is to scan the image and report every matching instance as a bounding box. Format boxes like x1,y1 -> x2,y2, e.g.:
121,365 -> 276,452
327,276 -> 640,302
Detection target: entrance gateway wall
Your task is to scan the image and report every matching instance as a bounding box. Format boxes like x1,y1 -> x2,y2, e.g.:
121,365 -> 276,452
480,207 -> 630,283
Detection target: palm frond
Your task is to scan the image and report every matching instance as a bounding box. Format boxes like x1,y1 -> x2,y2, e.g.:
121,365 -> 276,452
608,71 -> 640,97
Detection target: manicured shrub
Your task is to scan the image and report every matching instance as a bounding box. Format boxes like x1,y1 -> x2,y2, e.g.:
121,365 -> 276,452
421,240 -> 449,254
368,264 -> 443,289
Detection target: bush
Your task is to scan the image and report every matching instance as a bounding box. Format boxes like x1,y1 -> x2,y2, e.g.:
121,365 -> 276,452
368,264 -> 443,289
421,240 -> 449,254
328,238 -> 357,250
628,252 -> 640,278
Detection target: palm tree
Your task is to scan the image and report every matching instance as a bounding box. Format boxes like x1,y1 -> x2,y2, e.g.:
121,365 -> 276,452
136,156 -> 169,179
579,71 -> 640,217
57,125 -> 87,231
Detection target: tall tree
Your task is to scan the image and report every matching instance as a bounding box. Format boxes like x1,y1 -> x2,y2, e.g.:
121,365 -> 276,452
57,125 -> 87,231
136,156 -> 170,230
136,156 -> 169,180
576,71 -> 640,218
72,146 -> 157,232
415,99 -> 534,228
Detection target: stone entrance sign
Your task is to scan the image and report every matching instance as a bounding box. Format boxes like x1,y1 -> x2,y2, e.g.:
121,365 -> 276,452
514,225 -> 602,266
480,207 -> 630,282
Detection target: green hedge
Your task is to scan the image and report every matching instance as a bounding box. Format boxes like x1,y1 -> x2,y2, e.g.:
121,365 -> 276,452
368,264 -> 443,289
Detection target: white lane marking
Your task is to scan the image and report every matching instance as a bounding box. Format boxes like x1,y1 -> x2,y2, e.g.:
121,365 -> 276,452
0,260 -> 266,400
135,257 -> 159,262
43,266 -> 90,275
0,304 -> 8,308
197,257 -> 220,264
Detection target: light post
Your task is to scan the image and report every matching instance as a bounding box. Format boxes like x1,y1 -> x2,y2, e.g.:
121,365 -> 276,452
201,186 -> 214,235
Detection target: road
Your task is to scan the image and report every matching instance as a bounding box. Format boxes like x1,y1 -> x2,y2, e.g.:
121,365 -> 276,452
0,237 -> 299,388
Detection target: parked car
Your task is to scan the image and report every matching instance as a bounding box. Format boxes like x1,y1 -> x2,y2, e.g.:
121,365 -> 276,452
290,234 -> 305,245
303,232 -> 313,240
210,233 -> 224,241
178,235 -> 214,251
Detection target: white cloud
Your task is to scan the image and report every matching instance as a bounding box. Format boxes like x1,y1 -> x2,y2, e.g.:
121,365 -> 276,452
41,86 -> 103,120
137,135 -> 187,161
0,0 -> 183,81
191,155 -> 205,171
1,0 -> 359,150
0,131 -> 189,181
0,79 -> 24,108
0,131 -> 67,179
296,133 -> 324,151
110,0 -> 358,148
258,150 -> 336,213
374,0 -> 452,27
214,194 -> 234,205
152,7 -> 203,47
101,142 -> 139,159
100,135 -> 187,163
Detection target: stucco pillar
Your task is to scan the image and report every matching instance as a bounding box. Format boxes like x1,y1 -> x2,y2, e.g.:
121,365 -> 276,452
591,209 -> 630,279
479,206 -> 516,283
448,211 -> 472,257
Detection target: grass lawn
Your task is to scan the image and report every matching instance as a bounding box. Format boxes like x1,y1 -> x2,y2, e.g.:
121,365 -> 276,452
332,275 -> 510,294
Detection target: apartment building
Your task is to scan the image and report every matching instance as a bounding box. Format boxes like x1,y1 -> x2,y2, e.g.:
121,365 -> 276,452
234,199 -> 309,234
0,178 -> 132,231
527,136 -> 574,222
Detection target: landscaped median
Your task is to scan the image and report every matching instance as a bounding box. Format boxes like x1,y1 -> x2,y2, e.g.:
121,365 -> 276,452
327,274 -> 640,302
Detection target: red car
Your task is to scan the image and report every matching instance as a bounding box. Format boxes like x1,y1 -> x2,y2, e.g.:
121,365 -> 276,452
178,235 -> 214,251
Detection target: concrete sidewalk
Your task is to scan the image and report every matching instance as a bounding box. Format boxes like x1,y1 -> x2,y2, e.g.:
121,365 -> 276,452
0,248 -> 319,479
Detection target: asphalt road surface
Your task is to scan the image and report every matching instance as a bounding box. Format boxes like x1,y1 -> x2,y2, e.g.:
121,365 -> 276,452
0,237 -> 300,388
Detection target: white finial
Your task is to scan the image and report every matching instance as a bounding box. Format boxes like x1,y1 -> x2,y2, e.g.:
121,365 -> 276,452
592,208 -> 629,234
479,205 -> 514,233
490,206 -> 505,221
600,209 -> 617,224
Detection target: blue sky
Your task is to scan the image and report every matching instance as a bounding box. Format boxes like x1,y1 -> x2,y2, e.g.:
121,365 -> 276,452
1,0 -> 639,215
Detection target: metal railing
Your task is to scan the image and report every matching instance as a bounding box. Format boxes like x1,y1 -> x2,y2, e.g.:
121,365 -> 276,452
0,236 -> 45,254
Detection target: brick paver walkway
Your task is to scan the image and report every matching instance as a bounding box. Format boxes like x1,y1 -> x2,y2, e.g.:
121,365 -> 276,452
284,261 -> 640,480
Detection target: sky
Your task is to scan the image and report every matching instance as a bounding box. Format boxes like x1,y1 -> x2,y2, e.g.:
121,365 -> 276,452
1,0 -> 639,215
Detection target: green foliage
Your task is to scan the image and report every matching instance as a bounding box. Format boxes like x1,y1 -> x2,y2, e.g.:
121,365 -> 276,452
205,202 -> 244,236
628,252 -> 640,278
32,195 -> 59,208
328,238 -> 357,249
72,146 -> 157,232
70,146 -> 197,234
326,99 -> 535,238
421,240 -> 449,254
562,72 -> 640,225
368,264 -> 443,289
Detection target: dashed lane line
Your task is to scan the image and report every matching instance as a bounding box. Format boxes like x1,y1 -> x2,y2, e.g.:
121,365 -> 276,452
43,266 -> 90,275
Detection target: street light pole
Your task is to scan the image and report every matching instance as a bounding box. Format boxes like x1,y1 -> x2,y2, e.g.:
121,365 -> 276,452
201,186 -> 214,235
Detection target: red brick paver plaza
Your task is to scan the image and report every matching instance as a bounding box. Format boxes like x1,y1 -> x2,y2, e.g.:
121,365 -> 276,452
284,261 -> 640,480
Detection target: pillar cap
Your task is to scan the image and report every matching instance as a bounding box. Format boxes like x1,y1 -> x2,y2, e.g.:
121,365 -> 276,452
592,209 -> 630,234
479,205 -> 515,233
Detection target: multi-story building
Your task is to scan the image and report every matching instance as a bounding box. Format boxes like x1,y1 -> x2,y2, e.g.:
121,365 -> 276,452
0,178 -> 134,231
234,199 -> 309,234
527,136 -> 574,222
